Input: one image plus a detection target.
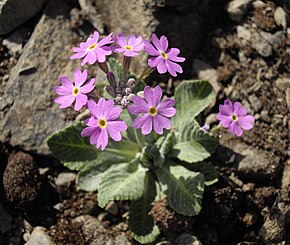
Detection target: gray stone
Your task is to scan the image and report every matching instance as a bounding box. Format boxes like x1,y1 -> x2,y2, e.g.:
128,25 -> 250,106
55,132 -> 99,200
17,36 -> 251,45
286,88 -> 290,112
0,0 -> 79,154
248,94 -> 262,112
250,30 -> 285,57
55,172 -> 76,186
25,226 -> 55,245
259,206 -> 285,245
237,25 -> 251,41
226,0 -> 252,22
274,7 -> 287,30
281,160 -> 290,201
2,29 -> 24,57
0,0 -> 47,35
260,110 -> 271,123
0,203 -> 12,233
193,59 -> 221,94
174,233 -> 202,245
252,0 -> 266,9
275,77 -> 290,91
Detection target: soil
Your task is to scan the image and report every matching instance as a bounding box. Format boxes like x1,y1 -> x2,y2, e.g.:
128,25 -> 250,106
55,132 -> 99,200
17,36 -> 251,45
0,0 -> 289,245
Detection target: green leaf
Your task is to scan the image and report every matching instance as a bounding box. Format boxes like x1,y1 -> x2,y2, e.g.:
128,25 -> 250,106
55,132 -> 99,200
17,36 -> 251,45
156,165 -> 204,216
98,161 -> 147,208
129,172 -> 160,244
170,119 -> 218,163
47,122 -> 139,172
172,141 -> 211,163
189,162 -> 218,186
173,80 -> 215,127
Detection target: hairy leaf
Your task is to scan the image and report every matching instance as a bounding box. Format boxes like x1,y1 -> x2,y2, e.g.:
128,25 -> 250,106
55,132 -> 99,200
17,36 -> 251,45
173,80 -> 215,127
156,165 -> 204,216
98,161 -> 147,208
129,172 -> 160,244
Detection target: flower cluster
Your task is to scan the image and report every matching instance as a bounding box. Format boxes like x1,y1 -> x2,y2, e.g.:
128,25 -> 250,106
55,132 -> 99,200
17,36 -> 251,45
54,31 -> 254,150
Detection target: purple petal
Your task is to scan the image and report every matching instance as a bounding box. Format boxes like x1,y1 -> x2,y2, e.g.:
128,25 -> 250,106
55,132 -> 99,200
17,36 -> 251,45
59,77 -> 73,89
156,60 -> 167,74
80,78 -> 95,93
55,86 -> 71,96
74,94 -> 88,111
157,98 -> 175,110
106,106 -> 122,121
70,51 -> 87,60
144,40 -> 159,56
56,95 -> 75,109
224,99 -> 233,106
127,34 -> 136,46
233,102 -> 242,115
144,86 -> 154,106
148,56 -> 162,68
106,121 -> 128,141
92,31 -> 100,43
131,96 -> 149,109
216,113 -> 232,128
86,116 -> 99,127
73,68 -> 88,87
235,124 -> 243,137
219,104 -> 233,116
158,107 -> 176,117
123,50 -> 138,57
103,99 -> 114,118
152,86 -> 162,107
229,121 -> 237,136
72,47 -> 85,52
81,126 -> 96,137
98,32 -> 113,46
159,35 -> 168,51
151,33 -> 163,51
114,33 -> 127,47
87,100 -> 99,118
236,106 -> 248,117
238,115 -> 254,130
133,114 -> 150,129
127,105 -> 148,115
167,48 -> 185,62
153,114 -> 171,134
141,116 -> 153,135
166,60 -> 183,77
90,129 -> 101,145
97,129 -> 108,151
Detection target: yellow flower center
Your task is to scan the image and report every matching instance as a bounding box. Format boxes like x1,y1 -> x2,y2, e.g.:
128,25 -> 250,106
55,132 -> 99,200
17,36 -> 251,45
232,114 -> 238,122
72,87 -> 79,96
88,43 -> 97,50
149,107 -> 158,116
125,45 -> 133,50
160,51 -> 168,59
98,118 -> 107,128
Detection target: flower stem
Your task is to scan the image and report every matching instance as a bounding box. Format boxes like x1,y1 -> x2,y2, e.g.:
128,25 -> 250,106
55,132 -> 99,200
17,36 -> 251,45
129,113 -> 145,149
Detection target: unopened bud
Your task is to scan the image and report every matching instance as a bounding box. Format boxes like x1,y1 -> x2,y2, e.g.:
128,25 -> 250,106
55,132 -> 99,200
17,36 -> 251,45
127,93 -> 135,100
127,78 -> 136,88
115,87 -> 122,94
125,87 -> 132,95
106,85 -> 115,97
107,72 -> 117,88
137,91 -> 144,98
115,95 -> 122,104
119,79 -> 126,88
121,98 -> 129,107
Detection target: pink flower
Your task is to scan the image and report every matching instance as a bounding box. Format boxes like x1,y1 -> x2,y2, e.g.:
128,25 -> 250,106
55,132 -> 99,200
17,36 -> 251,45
128,86 -> 176,135
70,31 -> 113,66
54,68 -> 95,111
144,33 -> 185,77
81,98 -> 128,151
113,33 -> 144,57
217,99 -> 255,137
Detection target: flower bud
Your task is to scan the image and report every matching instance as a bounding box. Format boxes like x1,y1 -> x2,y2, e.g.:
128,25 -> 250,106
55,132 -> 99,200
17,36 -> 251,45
119,79 -> 126,88
125,87 -> 132,95
127,78 -> 136,88
105,85 -> 116,97
107,72 -> 117,88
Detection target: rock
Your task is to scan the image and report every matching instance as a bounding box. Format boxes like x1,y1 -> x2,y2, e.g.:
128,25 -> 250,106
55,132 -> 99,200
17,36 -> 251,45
260,110 -> 271,123
237,25 -> 252,42
3,152 -> 41,209
0,203 -> 12,233
174,233 -> 202,245
281,160 -> 290,202
193,59 -> 221,93
248,94 -> 262,112
205,113 -> 218,125
252,0 -> 266,9
2,29 -> 24,58
105,201 -> 119,216
25,227 -> 55,245
275,77 -> 290,91
93,0 -> 210,73
259,206 -> 285,244
78,0 -> 104,32
250,31 -> 285,57
226,0 -> 252,22
0,0 -> 47,35
274,7 -> 287,30
0,0 -> 79,153
286,88 -> 290,112
114,235 -> 131,245
55,172 -> 76,187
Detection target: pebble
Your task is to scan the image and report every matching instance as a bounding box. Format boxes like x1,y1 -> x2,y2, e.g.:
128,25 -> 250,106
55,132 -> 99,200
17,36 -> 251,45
252,0 -> 266,8
226,0 -> 252,22
285,88 -> 290,112
260,110 -> 271,123
281,160 -> 290,202
274,7 -> 287,30
237,25 -> 252,41
25,227 -> 55,245
174,233 -> 202,245
2,30 -> 23,58
248,94 -> 262,112
275,77 -> 290,91
55,172 -> 76,187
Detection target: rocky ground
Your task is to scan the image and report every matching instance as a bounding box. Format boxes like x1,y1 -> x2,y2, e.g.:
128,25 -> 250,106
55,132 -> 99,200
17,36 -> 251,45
0,0 -> 289,244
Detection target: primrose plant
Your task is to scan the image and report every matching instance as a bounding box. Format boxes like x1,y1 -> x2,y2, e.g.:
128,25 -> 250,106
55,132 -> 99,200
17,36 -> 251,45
47,31 -> 254,244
